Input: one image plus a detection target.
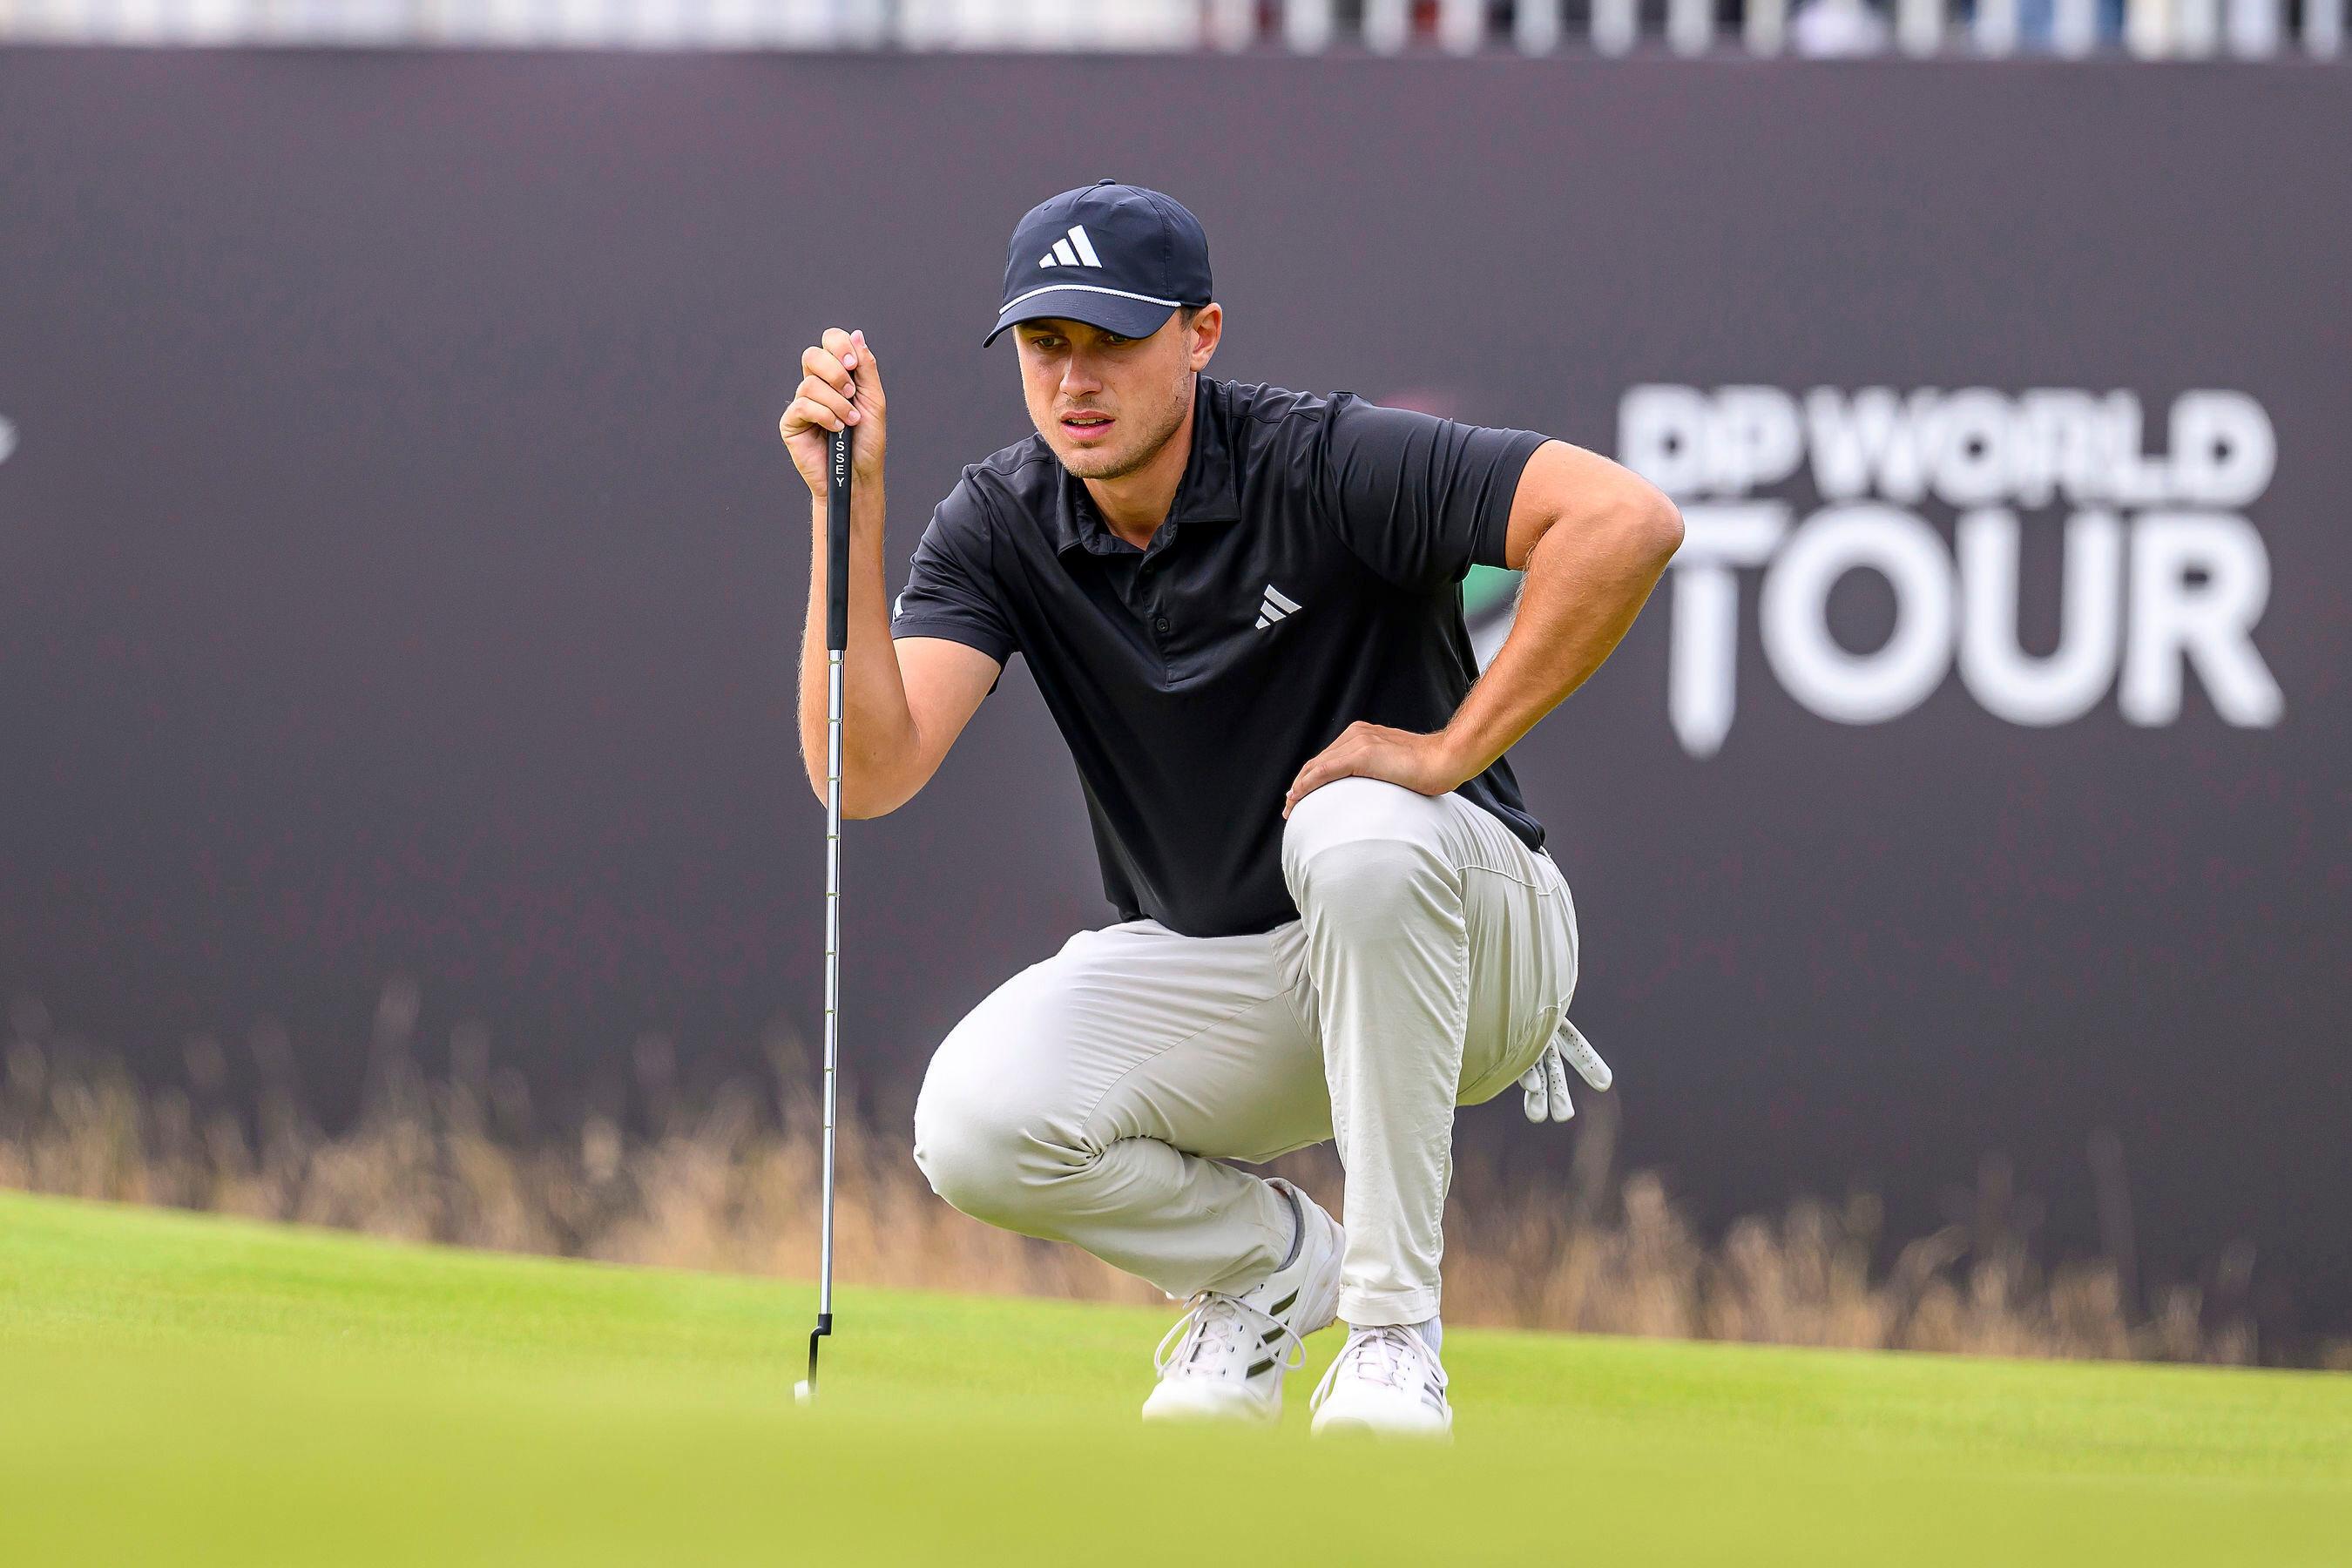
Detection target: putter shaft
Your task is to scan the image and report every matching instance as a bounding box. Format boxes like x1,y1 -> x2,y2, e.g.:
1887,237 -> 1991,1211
807,420 -> 851,1399
808,652 -> 843,1393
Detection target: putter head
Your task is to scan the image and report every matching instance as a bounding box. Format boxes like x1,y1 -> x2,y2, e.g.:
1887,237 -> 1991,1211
800,1314 -> 830,1407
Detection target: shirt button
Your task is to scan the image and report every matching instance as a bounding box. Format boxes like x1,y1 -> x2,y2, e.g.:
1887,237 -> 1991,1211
1153,615 -> 1171,634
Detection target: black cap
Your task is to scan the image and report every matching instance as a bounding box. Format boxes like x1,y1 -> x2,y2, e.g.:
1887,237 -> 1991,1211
983,180 -> 1213,347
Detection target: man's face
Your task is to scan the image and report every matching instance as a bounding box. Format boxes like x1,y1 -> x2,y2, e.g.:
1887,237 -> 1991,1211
1013,308 -> 1220,481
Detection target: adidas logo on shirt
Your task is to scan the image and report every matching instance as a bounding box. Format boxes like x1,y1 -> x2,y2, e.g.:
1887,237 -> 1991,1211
1036,224 -> 1104,270
1254,585 -> 1302,630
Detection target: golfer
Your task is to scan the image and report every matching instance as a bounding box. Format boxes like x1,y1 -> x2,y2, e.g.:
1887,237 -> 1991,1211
778,182 -> 1680,1438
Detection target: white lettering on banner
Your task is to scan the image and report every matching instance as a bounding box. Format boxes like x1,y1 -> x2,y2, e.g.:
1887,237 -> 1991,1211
1957,510 -> 2124,727
1666,504 -> 1788,760
1622,385 -> 2285,758
2121,513 -> 2283,727
1760,504 -> 1956,725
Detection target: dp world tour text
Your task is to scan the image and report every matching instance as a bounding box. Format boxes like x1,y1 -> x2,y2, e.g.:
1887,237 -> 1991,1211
1619,385 -> 2285,759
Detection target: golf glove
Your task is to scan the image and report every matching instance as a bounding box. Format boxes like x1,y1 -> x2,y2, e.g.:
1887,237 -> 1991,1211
1521,1017 -> 1612,1124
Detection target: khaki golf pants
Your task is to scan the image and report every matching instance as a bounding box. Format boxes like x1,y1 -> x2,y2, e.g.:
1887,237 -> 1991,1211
912,777 -> 1580,1328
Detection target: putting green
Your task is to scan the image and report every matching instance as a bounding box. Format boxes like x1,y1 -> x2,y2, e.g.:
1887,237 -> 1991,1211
3,1189 -> 2345,1565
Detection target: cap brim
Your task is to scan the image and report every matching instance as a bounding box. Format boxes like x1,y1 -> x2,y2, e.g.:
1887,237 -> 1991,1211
983,287 -> 1179,347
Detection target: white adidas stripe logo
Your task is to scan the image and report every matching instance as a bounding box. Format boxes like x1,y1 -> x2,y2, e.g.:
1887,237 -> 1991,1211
1037,224 -> 1103,270
1254,584 -> 1302,630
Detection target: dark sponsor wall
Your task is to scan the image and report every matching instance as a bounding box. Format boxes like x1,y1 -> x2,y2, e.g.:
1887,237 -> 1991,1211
2,53 -> 2346,1336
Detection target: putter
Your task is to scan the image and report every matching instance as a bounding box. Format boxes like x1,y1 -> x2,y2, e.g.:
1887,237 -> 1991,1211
795,420 -> 852,1407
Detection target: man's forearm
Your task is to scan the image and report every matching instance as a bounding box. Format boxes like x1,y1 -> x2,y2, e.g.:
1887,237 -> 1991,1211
1437,496 -> 1682,779
798,476 -> 918,810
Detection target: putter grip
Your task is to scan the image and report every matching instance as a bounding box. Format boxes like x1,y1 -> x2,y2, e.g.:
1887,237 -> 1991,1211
825,424 -> 854,653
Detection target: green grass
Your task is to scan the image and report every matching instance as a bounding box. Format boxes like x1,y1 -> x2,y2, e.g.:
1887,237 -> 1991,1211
3,1191 -> 2346,1566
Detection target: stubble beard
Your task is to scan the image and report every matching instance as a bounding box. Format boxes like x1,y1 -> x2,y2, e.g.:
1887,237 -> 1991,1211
1055,373 -> 1193,482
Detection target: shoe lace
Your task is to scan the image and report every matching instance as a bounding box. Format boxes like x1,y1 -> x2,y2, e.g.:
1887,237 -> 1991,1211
1309,1324 -> 1450,1414
1153,1290 -> 1308,1382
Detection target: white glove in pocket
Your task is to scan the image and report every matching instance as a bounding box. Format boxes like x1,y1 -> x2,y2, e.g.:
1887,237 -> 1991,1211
1519,1017 -> 1612,1124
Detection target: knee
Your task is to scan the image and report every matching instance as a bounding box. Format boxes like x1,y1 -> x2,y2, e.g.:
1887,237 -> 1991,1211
910,1031 -> 1081,1233
1281,778 -> 1451,921
911,1072 -> 1028,1229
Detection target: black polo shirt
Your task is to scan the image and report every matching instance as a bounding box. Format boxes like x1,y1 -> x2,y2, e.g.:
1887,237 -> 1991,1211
890,375 -> 1551,938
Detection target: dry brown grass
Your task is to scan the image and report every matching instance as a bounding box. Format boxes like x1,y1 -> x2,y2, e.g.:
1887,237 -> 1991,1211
0,988 -> 2276,1366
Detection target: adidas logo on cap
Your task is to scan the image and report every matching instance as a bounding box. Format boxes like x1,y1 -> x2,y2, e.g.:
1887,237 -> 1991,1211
1037,224 -> 1103,270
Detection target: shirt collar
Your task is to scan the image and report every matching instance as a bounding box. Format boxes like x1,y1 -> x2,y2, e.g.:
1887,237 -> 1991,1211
1052,376 -> 1242,559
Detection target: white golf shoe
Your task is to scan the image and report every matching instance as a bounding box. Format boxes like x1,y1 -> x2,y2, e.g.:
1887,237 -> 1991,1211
1308,1322 -> 1452,1441
1140,1180 -> 1343,1426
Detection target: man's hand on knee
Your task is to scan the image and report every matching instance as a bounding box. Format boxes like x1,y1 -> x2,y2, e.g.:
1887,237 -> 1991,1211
1281,721 -> 1472,820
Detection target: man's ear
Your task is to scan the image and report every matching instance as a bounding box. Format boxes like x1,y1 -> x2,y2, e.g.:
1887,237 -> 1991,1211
1187,303 -> 1222,371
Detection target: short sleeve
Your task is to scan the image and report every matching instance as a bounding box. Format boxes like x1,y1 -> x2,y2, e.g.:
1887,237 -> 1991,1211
1315,394 -> 1551,589
889,476 -> 1017,666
